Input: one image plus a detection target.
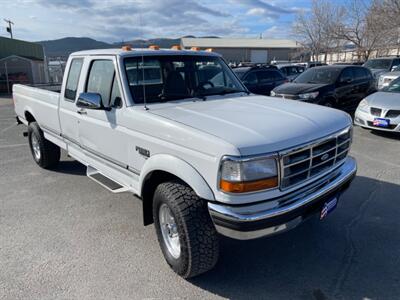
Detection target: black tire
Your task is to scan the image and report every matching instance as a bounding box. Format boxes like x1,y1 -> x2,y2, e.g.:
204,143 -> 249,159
28,122 -> 60,169
153,181 -> 219,278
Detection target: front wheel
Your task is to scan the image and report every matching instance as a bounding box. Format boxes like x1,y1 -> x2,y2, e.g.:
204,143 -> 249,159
28,122 -> 60,169
153,181 -> 219,278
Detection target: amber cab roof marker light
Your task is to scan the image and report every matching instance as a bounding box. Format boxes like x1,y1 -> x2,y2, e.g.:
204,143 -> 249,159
121,45 -> 132,51
149,45 -> 160,50
171,45 -> 182,50
190,47 -> 200,51
205,48 -> 213,52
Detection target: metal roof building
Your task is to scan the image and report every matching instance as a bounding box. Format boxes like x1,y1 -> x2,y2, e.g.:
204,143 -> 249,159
0,36 -> 47,93
181,37 -> 301,64
0,36 -> 44,60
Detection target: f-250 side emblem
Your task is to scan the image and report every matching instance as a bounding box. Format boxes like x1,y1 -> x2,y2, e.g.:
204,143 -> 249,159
136,146 -> 150,158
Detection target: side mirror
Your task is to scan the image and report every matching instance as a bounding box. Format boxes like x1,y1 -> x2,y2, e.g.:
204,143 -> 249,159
76,93 -> 108,110
391,65 -> 399,72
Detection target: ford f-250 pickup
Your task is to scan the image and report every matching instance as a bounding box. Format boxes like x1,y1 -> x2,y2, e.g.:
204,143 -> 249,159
13,46 -> 357,278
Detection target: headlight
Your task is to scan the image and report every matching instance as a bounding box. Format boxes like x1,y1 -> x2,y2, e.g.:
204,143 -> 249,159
298,91 -> 319,99
219,156 -> 278,193
357,99 -> 369,111
270,90 -> 276,97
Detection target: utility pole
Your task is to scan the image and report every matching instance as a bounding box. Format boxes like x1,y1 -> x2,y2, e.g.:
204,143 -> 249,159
4,19 -> 14,39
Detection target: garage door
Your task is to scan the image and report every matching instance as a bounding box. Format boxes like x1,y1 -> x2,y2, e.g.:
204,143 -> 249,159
250,50 -> 268,64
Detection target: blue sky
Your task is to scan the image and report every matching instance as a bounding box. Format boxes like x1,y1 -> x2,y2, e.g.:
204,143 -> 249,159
1,0 -> 311,42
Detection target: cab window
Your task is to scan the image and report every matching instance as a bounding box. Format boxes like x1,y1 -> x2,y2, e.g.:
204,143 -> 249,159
64,58 -> 83,101
86,60 -> 120,108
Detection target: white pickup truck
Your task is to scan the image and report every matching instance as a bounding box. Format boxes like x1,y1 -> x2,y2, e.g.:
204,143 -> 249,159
13,47 -> 357,278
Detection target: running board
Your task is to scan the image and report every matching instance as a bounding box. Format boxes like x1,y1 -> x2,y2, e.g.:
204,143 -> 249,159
87,166 -> 130,193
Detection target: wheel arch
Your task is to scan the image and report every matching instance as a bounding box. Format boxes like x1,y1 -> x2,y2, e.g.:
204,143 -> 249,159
24,109 -> 36,123
139,154 -> 215,225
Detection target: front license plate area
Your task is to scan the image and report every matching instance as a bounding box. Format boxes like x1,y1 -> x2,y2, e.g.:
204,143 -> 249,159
320,196 -> 338,220
373,118 -> 390,128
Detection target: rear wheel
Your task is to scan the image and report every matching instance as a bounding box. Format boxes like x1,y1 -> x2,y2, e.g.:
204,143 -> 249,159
153,181 -> 219,278
28,122 -> 60,169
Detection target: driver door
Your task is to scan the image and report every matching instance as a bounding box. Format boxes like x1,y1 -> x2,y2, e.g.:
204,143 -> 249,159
77,56 -> 130,169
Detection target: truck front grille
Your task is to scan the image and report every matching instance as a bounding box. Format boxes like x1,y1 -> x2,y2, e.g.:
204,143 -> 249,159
280,128 -> 352,190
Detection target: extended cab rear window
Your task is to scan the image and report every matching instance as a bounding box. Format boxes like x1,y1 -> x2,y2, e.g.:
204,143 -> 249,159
64,58 -> 83,101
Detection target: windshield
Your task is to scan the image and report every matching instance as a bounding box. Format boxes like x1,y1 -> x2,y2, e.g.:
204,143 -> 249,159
293,67 -> 341,84
364,59 -> 391,70
124,55 -> 246,104
385,77 -> 400,93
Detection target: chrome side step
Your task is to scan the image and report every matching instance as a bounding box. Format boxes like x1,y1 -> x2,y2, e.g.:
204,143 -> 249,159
87,166 -> 130,193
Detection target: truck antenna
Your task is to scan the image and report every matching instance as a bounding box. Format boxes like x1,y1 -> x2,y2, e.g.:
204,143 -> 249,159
139,14 -> 148,111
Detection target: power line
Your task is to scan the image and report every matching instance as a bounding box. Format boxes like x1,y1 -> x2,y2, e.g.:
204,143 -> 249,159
4,19 -> 14,39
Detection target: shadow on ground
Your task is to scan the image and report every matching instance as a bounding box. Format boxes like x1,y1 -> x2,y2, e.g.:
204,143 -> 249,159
189,176 -> 400,300
370,129 -> 400,141
54,160 -> 86,176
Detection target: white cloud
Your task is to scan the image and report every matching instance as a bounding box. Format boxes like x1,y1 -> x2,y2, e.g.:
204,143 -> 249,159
246,8 -> 266,16
1,0 -> 308,42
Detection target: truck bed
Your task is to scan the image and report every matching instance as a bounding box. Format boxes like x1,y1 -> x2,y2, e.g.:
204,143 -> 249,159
13,84 -> 62,135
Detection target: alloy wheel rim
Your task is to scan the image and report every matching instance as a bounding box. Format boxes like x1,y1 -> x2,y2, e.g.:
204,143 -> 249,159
159,203 -> 181,259
31,134 -> 41,161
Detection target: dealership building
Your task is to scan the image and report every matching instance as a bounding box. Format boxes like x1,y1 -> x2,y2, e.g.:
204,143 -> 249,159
181,37 -> 301,64
0,36 -> 48,93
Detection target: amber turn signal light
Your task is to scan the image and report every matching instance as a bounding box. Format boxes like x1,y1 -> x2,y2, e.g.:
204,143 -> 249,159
220,177 -> 278,193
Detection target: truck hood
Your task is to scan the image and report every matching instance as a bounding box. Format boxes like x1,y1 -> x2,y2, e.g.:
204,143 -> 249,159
365,91 -> 400,110
273,82 -> 331,95
149,95 -> 352,156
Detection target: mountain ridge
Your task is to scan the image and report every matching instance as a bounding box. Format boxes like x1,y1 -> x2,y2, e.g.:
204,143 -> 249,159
37,36 -> 220,58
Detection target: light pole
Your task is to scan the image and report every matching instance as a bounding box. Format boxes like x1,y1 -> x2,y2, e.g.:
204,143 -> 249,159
4,19 -> 14,39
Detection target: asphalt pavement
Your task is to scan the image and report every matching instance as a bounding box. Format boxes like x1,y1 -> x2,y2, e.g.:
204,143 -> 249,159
1,96 -> 400,300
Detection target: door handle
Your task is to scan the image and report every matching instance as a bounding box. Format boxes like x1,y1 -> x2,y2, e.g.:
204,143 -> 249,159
77,109 -> 87,115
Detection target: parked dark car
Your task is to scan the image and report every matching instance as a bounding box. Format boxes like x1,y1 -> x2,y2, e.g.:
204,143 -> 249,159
233,66 -> 287,96
270,65 -> 376,110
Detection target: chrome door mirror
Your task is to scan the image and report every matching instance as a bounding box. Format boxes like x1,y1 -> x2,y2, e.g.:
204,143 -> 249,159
76,93 -> 107,110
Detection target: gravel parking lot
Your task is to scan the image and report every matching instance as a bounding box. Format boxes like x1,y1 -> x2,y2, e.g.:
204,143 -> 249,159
1,96 -> 400,300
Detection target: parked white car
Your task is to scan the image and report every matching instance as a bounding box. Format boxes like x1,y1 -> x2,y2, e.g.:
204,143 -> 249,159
13,47 -> 357,278
355,76 -> 400,132
378,71 -> 400,89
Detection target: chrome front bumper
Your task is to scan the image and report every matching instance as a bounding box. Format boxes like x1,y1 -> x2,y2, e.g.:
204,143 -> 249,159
208,157 -> 357,240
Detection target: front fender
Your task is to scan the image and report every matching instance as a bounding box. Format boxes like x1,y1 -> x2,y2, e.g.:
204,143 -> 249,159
138,154 -> 215,201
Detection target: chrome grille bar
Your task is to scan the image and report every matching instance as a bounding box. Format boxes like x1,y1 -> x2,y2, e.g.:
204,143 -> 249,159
280,128 -> 352,190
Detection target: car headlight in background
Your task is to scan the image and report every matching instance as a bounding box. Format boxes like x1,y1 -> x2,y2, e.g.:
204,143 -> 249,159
219,156 -> 278,193
298,91 -> 319,100
357,99 -> 369,112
